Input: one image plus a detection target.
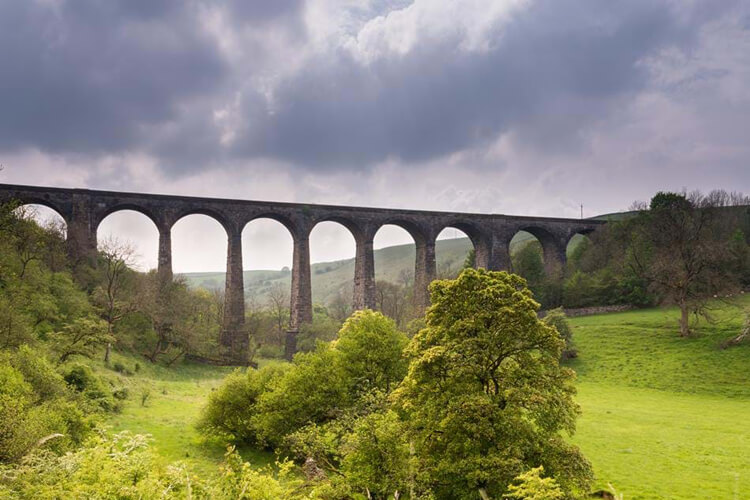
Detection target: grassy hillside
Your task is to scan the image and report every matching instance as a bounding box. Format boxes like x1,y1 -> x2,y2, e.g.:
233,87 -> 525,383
182,233 -> 547,306
568,295 -> 750,498
182,237 -> 476,306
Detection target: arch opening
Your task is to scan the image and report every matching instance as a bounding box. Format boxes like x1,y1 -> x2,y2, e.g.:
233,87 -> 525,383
373,224 -> 418,327
436,226 -> 475,278
14,204 -> 67,238
565,232 -> 595,273
308,221 -> 357,321
242,218 -> 295,358
510,228 -> 564,308
97,210 -> 159,272
171,214 -> 228,277
510,230 -> 546,276
11,204 -> 68,273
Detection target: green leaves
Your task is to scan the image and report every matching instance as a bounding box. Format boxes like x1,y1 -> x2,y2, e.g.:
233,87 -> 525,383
395,268 -> 592,498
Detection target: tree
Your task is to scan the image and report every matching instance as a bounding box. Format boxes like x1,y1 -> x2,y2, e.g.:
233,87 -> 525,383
630,191 -> 746,336
437,257 -> 457,279
463,247 -> 476,269
340,410 -> 410,498
375,280 -> 410,327
10,207 -> 64,279
133,273 -> 219,364
334,310 -> 408,393
328,289 -> 352,323
93,237 -> 137,362
266,282 -> 289,345
50,316 -> 110,363
512,241 -> 545,287
394,268 -> 592,499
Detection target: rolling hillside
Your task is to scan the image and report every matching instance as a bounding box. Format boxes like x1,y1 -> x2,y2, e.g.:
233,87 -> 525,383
181,232 -> 555,306
183,237 -> 474,306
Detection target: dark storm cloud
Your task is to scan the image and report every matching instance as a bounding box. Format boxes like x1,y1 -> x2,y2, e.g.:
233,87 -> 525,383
243,0 -> 729,167
0,0 -> 739,174
225,0 -> 304,24
0,0 -> 226,154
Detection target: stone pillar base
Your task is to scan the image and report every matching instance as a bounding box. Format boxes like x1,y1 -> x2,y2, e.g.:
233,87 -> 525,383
219,328 -> 249,366
284,329 -> 298,361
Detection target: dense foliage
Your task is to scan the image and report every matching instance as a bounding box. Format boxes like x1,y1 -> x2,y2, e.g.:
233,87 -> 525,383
511,191 -> 750,330
201,270 -> 591,498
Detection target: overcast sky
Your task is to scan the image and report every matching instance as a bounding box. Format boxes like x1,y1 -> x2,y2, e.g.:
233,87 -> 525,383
2,0 -> 749,272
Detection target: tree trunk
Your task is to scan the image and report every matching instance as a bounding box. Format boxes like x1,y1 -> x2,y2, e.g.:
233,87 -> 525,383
104,342 -> 111,363
679,301 -> 690,337
409,440 -> 416,499
478,487 -> 491,500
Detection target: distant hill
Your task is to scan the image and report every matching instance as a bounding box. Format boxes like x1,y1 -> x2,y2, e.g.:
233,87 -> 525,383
181,233 -> 548,307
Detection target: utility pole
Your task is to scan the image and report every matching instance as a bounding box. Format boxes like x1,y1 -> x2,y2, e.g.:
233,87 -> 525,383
580,203 -> 583,219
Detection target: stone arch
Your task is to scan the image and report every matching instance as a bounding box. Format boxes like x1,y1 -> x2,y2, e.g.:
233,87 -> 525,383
372,218 -> 435,315
434,220 -> 489,271
565,227 -> 597,269
15,202 -> 69,238
242,213 -> 298,239
172,208 -> 234,236
375,218 -> 429,247
15,197 -> 70,224
93,204 -> 161,233
171,213 -> 230,273
310,215 -> 366,244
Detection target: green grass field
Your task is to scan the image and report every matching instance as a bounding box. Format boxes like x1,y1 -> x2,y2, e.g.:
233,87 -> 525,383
568,295 -> 750,499
101,295 -> 750,498
97,355 -> 278,476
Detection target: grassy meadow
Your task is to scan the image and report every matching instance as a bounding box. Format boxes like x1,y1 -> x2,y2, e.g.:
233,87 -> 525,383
98,295 -> 750,498
568,294 -> 750,499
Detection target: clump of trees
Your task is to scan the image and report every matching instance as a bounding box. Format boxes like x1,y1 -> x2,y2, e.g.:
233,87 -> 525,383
507,190 -> 750,337
200,269 -> 592,498
0,202 -> 223,465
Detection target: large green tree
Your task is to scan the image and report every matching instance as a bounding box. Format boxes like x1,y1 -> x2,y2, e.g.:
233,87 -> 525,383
394,268 -> 592,499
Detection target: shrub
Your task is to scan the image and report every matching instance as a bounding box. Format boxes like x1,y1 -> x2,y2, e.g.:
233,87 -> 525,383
62,363 -> 117,412
0,432 -> 303,498
504,466 -> 564,500
334,310 -> 408,393
543,308 -> 577,359
198,364 -> 290,445
13,346 -> 68,401
63,363 -> 99,393
112,361 -> 133,375
112,387 -> 129,400
0,365 -> 92,462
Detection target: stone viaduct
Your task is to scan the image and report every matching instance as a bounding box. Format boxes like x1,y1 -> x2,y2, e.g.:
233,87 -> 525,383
0,183 -> 604,363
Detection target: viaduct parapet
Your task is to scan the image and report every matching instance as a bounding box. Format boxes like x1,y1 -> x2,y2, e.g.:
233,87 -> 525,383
0,184 -> 605,363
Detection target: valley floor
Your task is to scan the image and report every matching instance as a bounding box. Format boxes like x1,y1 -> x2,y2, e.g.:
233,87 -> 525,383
103,296 -> 750,499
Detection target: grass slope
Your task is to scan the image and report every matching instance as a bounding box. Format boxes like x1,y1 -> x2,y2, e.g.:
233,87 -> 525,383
99,354 -> 275,476
568,295 -> 750,498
